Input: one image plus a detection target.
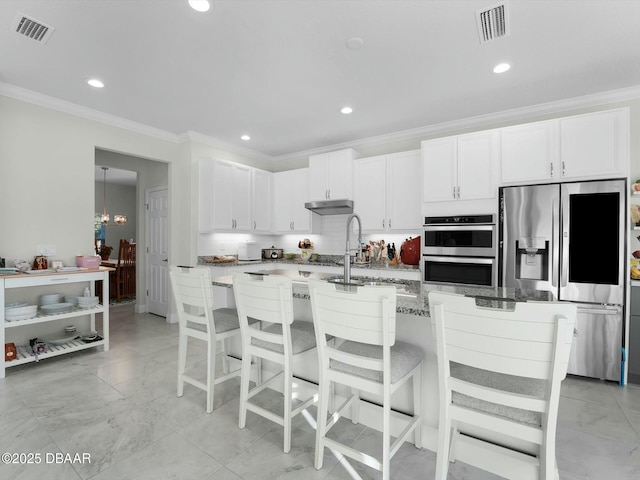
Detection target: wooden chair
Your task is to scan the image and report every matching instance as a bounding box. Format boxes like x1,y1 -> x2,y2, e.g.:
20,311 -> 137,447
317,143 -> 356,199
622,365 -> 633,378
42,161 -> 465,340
232,272 -> 318,453
169,266 -> 251,413
116,239 -> 136,301
429,291 -> 577,480
308,279 -> 424,480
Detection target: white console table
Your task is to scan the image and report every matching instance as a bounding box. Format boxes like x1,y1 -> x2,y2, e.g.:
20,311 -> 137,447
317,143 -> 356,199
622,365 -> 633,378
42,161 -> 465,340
1,268 -> 111,378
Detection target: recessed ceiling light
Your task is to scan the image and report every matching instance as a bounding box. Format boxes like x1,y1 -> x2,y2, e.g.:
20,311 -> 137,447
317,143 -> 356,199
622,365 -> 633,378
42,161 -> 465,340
87,78 -> 104,88
346,37 -> 364,50
493,62 -> 511,74
241,134 -> 251,141
188,0 -> 210,13
341,106 -> 353,115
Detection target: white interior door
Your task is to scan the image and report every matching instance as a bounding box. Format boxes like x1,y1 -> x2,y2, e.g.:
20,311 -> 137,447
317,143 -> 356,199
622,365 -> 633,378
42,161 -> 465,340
147,187 -> 168,317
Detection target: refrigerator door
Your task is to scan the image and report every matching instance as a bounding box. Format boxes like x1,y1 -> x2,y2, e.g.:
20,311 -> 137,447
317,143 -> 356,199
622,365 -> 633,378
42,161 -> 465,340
560,180 -> 626,305
500,184 -> 559,293
568,304 -> 624,382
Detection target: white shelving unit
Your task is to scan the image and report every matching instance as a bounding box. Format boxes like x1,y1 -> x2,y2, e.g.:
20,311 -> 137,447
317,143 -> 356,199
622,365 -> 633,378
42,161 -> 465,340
1,269 -> 110,377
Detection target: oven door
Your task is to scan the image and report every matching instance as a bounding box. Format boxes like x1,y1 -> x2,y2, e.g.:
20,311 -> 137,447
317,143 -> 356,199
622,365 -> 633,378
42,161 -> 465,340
423,224 -> 496,257
423,255 -> 496,286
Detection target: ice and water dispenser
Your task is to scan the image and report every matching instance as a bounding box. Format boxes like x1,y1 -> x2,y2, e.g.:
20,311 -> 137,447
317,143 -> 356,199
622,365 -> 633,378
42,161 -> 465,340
515,237 -> 549,280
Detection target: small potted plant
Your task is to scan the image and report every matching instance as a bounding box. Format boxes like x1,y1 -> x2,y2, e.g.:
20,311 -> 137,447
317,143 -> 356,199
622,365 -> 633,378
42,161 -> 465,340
97,245 -> 113,260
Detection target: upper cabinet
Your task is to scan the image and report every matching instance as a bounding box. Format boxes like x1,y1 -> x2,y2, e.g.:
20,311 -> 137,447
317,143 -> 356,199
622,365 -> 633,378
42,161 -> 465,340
199,159 -> 272,233
353,150 -> 421,232
273,168 -> 317,233
308,148 -> 359,200
422,130 -> 498,203
501,108 -> 629,184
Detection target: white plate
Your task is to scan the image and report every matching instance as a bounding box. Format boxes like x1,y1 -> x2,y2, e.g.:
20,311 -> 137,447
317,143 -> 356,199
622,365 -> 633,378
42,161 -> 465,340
40,303 -> 74,315
45,335 -> 81,346
5,311 -> 38,321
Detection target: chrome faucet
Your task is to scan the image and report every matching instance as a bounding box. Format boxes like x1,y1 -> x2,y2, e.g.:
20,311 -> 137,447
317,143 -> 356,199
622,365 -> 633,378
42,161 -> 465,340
344,213 -> 362,284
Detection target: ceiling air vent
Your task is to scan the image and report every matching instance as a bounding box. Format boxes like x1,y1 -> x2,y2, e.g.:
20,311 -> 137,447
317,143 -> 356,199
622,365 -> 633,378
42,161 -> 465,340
12,12 -> 55,44
476,2 -> 509,43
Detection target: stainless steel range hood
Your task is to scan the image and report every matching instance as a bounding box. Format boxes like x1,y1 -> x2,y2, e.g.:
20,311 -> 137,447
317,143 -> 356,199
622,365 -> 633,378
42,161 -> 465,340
304,199 -> 354,215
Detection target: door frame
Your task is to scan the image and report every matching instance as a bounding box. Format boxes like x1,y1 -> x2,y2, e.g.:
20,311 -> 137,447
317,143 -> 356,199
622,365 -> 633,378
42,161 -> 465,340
145,186 -> 170,318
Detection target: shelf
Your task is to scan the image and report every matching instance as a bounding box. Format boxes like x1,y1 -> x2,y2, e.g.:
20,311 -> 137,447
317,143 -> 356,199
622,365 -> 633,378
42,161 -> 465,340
7,336 -> 105,367
4,305 -> 104,328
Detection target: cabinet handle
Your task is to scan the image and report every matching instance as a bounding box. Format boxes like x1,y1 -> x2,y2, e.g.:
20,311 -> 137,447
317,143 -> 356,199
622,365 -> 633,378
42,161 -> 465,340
453,186 -> 456,199
328,189 -> 330,199
457,186 -> 461,199
388,219 -> 391,229
382,219 -> 385,228
550,162 -> 554,177
562,161 -> 566,177
253,220 -> 256,230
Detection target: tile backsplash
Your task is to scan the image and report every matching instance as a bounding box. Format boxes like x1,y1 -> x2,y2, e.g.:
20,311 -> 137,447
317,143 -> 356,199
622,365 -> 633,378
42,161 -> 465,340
198,215 -> 421,256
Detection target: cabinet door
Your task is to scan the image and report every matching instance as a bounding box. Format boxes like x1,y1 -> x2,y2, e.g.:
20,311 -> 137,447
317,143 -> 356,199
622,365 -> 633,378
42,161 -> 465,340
308,154 -> 328,200
252,169 -> 272,232
422,137 -> 457,202
232,164 -> 252,231
501,120 -> 558,183
457,131 -> 497,201
560,109 -> 626,178
387,150 -> 421,230
353,155 -> 386,231
212,160 -> 235,230
291,169 -> 312,231
326,149 -> 353,200
273,172 -> 293,232
199,159 -> 215,232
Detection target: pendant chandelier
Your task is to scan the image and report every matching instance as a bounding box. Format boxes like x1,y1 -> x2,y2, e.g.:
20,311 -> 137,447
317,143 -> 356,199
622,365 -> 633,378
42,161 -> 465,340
98,167 -> 127,225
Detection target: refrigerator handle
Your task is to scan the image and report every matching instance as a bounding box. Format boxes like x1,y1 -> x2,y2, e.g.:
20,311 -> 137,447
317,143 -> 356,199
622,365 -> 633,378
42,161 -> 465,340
551,196 -> 559,288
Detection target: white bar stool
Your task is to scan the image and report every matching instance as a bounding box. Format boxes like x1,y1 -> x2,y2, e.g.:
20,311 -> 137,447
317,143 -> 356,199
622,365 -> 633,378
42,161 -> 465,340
308,279 -> 424,480
169,266 -> 255,413
429,291 -> 577,480
232,272 -> 318,453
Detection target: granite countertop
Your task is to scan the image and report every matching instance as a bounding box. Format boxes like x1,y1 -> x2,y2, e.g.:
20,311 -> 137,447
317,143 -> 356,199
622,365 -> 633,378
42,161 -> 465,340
198,255 -> 420,272
211,268 -> 554,317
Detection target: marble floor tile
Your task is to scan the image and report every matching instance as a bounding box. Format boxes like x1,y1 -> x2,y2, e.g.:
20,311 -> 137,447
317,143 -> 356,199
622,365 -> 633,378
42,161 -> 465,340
91,355 -> 164,385
0,385 -> 33,427
178,394 -> 280,465
112,362 -> 178,406
89,432 -> 222,480
41,396 -> 175,479
203,466 -> 245,480
612,382 -> 640,414
556,424 -> 640,479
1,440 -> 83,480
558,395 -> 640,444
561,376 -> 619,406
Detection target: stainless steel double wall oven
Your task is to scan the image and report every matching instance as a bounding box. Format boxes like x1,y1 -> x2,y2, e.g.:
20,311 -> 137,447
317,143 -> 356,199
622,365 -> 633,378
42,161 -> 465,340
422,214 -> 497,286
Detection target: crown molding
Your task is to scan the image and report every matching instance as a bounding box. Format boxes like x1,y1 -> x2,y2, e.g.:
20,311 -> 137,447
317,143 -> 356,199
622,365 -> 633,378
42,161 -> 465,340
3,80 -> 640,163
270,84 -> 640,162
177,131 -> 273,162
0,81 -> 179,143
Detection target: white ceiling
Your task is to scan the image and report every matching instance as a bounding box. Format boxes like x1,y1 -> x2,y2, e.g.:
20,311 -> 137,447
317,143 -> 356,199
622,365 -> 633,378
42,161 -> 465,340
2,1 -> 640,159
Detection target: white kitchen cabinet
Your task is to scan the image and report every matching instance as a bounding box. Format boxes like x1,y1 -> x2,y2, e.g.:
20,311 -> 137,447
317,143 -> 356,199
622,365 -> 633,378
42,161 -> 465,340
501,120 -> 558,183
422,130 -> 497,203
199,159 -> 271,233
273,169 -> 317,233
309,148 -> 359,201
500,109 -> 628,184
1,269 -> 110,378
559,109 -> 628,178
252,168 -> 272,233
353,150 -> 421,232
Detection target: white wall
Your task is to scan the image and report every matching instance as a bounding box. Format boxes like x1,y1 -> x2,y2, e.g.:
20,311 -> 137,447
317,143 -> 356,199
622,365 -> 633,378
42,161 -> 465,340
0,95 -> 186,315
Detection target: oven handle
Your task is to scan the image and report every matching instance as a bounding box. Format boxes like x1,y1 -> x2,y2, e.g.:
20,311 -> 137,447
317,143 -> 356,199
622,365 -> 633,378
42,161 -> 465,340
423,255 -> 495,265
423,225 -> 495,232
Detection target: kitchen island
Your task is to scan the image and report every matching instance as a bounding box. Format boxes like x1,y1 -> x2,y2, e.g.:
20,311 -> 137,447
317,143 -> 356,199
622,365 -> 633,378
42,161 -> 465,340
211,268 -> 553,453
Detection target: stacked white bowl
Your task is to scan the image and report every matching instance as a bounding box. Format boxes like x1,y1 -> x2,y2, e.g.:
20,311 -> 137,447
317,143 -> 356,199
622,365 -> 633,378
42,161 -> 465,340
77,296 -> 99,309
5,302 -> 38,321
40,293 -> 62,305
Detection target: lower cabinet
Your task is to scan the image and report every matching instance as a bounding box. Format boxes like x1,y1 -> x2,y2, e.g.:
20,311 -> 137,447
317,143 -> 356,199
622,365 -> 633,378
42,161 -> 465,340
1,269 -> 110,378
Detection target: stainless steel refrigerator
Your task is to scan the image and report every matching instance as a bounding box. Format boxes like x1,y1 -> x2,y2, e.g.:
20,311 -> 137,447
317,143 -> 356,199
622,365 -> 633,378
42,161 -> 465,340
499,179 -> 627,383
